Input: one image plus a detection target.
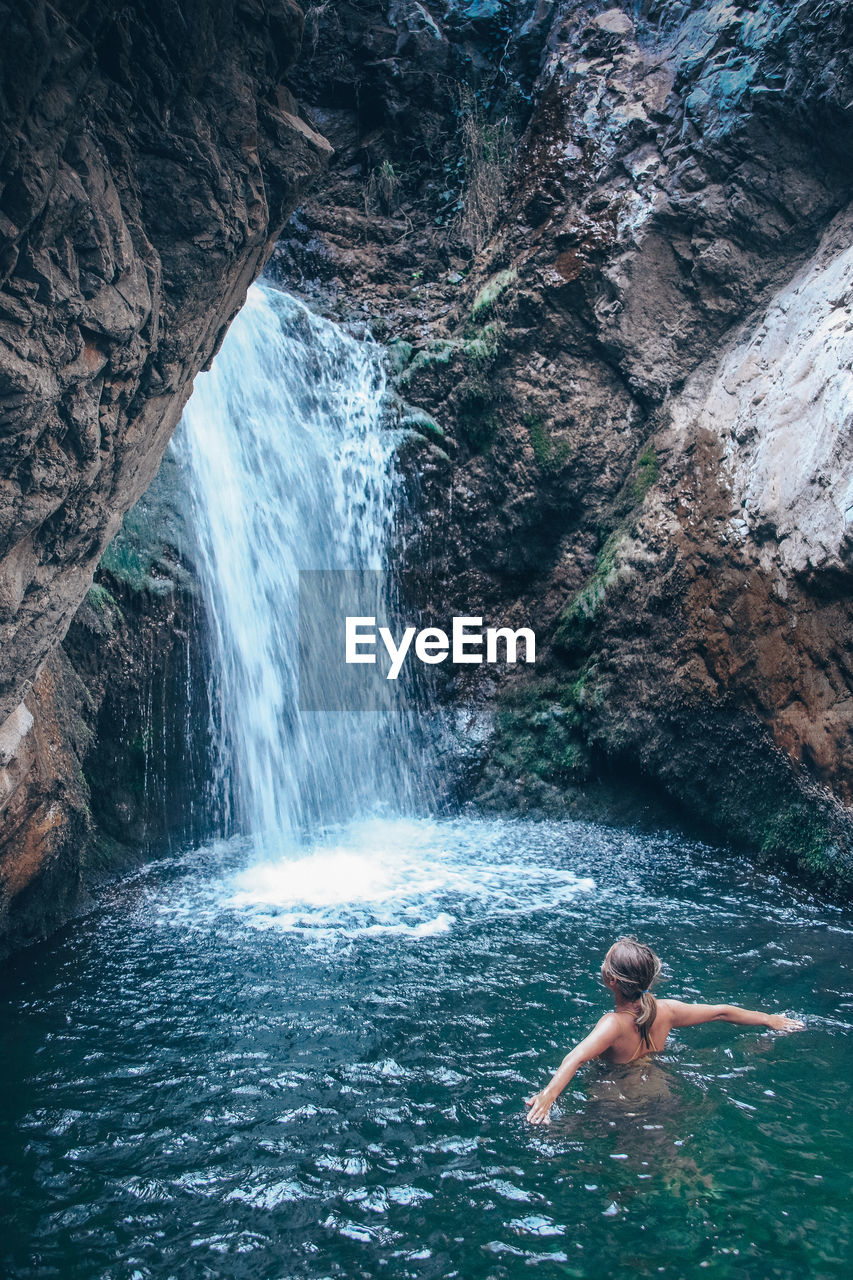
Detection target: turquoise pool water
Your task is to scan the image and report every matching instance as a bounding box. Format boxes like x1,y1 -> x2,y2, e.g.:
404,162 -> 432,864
0,816 -> 850,1278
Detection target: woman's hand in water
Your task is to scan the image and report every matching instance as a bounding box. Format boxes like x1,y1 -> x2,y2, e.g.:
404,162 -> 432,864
765,1014 -> 806,1031
525,1090 -> 555,1124
525,1022 -> 616,1124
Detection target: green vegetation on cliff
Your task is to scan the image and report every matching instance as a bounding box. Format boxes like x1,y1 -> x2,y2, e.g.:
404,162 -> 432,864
524,411 -> 572,475
486,676 -> 593,797
554,530 -> 626,655
470,268 -> 517,322
632,446 -> 659,503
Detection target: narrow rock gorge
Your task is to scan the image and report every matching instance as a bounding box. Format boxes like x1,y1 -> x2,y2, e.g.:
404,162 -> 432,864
1,0 -> 852,957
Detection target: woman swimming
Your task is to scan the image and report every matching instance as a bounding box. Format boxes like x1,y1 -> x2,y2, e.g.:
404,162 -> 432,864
525,936 -> 805,1124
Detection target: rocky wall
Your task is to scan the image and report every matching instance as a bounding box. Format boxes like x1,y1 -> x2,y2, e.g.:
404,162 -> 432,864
277,0 -> 853,887
0,0 -> 330,954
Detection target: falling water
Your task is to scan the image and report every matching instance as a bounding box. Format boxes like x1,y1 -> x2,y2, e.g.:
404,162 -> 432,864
172,281 -> 423,847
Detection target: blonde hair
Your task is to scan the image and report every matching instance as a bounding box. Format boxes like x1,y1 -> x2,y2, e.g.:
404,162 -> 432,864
602,936 -> 662,1047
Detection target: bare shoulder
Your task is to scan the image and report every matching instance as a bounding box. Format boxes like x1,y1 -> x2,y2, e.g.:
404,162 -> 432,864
578,1010 -> 622,1053
656,998 -> 688,1013
654,998 -> 693,1027
595,1010 -> 627,1037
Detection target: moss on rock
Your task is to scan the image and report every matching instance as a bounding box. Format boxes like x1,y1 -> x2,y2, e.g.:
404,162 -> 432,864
486,675 -> 593,794
398,339 -> 457,385
524,411 -> 572,475
399,407 -> 445,441
99,451 -> 195,596
632,446 -> 660,504
386,337 -> 414,375
554,530 -> 627,654
471,268 -> 517,322
462,319 -> 505,362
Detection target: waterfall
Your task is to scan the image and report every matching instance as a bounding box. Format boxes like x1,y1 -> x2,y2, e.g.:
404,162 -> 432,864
172,281 -> 423,848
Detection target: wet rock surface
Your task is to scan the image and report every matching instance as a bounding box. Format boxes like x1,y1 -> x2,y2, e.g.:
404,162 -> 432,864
277,0 -> 853,886
0,0 -> 329,952
0,0 -> 330,726
0,446 -> 220,960
2,0 -> 853,956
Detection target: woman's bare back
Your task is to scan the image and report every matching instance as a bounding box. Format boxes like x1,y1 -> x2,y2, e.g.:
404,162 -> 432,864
601,1000 -> 681,1063
526,935 -> 804,1124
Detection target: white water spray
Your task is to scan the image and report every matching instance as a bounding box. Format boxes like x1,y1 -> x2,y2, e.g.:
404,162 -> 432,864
173,282 -> 423,846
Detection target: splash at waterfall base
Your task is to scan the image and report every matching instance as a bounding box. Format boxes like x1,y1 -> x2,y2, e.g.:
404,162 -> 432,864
2,815 -> 850,1279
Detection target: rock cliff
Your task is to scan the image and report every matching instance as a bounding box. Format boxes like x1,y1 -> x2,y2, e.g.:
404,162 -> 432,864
277,0 -> 853,885
2,0 -> 853,957
0,0 -> 330,954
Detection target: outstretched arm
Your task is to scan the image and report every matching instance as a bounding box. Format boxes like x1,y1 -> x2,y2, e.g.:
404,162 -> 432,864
526,1015 -> 619,1125
666,1000 -> 804,1031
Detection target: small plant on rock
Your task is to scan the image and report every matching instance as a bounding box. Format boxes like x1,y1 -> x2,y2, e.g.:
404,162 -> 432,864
524,411 -> 572,475
364,160 -> 403,217
632,446 -> 660,504
455,88 -> 515,253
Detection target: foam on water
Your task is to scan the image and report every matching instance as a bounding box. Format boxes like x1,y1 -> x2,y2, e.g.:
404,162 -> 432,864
2,815 -> 850,1279
155,818 -> 596,939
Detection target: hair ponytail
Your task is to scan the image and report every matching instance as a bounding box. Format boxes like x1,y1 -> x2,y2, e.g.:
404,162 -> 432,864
601,936 -> 662,1047
635,990 -> 658,1048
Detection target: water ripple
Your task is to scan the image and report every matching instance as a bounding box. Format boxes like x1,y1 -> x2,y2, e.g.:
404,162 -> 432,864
0,816 -> 850,1279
